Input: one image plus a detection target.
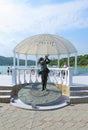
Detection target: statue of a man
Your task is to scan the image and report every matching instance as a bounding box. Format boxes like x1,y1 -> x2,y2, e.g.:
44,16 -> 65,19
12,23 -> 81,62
38,55 -> 50,91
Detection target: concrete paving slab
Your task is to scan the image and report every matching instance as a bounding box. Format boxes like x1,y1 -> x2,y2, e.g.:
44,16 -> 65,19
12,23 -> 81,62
0,103 -> 88,130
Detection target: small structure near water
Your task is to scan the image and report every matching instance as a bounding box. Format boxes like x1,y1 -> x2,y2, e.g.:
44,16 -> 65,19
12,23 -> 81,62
1,34 -> 88,110
10,34 -> 78,110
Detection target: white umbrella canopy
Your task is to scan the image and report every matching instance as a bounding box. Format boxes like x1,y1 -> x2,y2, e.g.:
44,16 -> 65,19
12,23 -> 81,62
14,34 -> 77,55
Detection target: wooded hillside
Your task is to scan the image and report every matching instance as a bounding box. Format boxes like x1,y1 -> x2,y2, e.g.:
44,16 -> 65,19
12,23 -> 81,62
0,54 -> 88,67
50,54 -> 88,67
0,56 -> 35,66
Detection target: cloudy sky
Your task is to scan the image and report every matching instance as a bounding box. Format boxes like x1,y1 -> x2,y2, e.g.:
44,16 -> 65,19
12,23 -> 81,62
0,0 -> 88,57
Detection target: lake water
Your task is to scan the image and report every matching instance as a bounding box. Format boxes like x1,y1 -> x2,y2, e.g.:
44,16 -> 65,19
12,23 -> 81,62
0,66 -> 88,74
0,66 -> 9,74
0,66 -> 27,74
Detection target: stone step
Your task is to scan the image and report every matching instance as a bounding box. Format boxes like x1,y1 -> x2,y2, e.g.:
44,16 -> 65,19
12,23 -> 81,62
70,96 -> 88,104
0,95 -> 11,103
70,86 -> 88,91
0,86 -> 13,90
0,90 -> 12,95
70,90 -> 88,96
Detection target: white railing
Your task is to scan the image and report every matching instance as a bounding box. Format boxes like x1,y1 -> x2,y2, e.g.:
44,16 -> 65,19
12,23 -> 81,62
12,67 -> 73,86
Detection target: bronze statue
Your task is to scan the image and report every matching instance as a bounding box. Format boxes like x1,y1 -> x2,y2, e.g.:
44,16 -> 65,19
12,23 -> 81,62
38,55 -> 50,91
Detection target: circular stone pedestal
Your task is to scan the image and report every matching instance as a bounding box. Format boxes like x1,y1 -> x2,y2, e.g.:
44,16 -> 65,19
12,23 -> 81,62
11,83 -> 69,110
18,83 -> 62,106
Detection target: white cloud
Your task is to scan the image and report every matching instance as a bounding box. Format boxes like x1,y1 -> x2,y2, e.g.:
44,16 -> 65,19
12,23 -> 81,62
0,0 -> 88,34
0,0 -> 88,56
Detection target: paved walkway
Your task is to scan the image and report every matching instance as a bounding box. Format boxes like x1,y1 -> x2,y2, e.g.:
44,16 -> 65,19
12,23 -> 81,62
0,73 -> 88,130
0,103 -> 88,130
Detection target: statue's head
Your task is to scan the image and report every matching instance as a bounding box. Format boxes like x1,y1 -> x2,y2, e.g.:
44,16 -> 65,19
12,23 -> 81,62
38,57 -> 44,65
45,54 -> 49,58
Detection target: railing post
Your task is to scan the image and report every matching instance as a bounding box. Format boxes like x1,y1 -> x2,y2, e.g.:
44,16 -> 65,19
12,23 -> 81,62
18,69 -> 21,84
12,67 -> 17,85
24,69 -> 27,83
35,69 -> 38,82
67,67 -> 73,86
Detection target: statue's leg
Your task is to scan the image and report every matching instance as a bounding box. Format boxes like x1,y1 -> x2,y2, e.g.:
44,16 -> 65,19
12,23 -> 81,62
42,83 -> 45,91
44,73 -> 48,90
41,73 -> 45,91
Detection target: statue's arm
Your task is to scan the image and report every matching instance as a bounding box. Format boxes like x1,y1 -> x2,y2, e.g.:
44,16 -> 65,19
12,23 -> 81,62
45,58 -> 50,64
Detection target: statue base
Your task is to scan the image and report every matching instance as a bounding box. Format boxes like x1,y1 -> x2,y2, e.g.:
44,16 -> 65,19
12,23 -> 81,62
18,83 -> 62,106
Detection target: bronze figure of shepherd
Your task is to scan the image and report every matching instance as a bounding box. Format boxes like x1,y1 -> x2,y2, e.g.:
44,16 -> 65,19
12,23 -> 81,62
38,55 -> 50,91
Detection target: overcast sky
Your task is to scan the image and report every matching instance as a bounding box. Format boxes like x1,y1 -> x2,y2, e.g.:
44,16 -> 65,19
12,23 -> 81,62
0,0 -> 88,57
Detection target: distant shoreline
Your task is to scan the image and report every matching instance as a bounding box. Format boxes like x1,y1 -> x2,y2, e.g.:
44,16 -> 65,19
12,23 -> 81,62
0,54 -> 88,67
0,66 -> 88,75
